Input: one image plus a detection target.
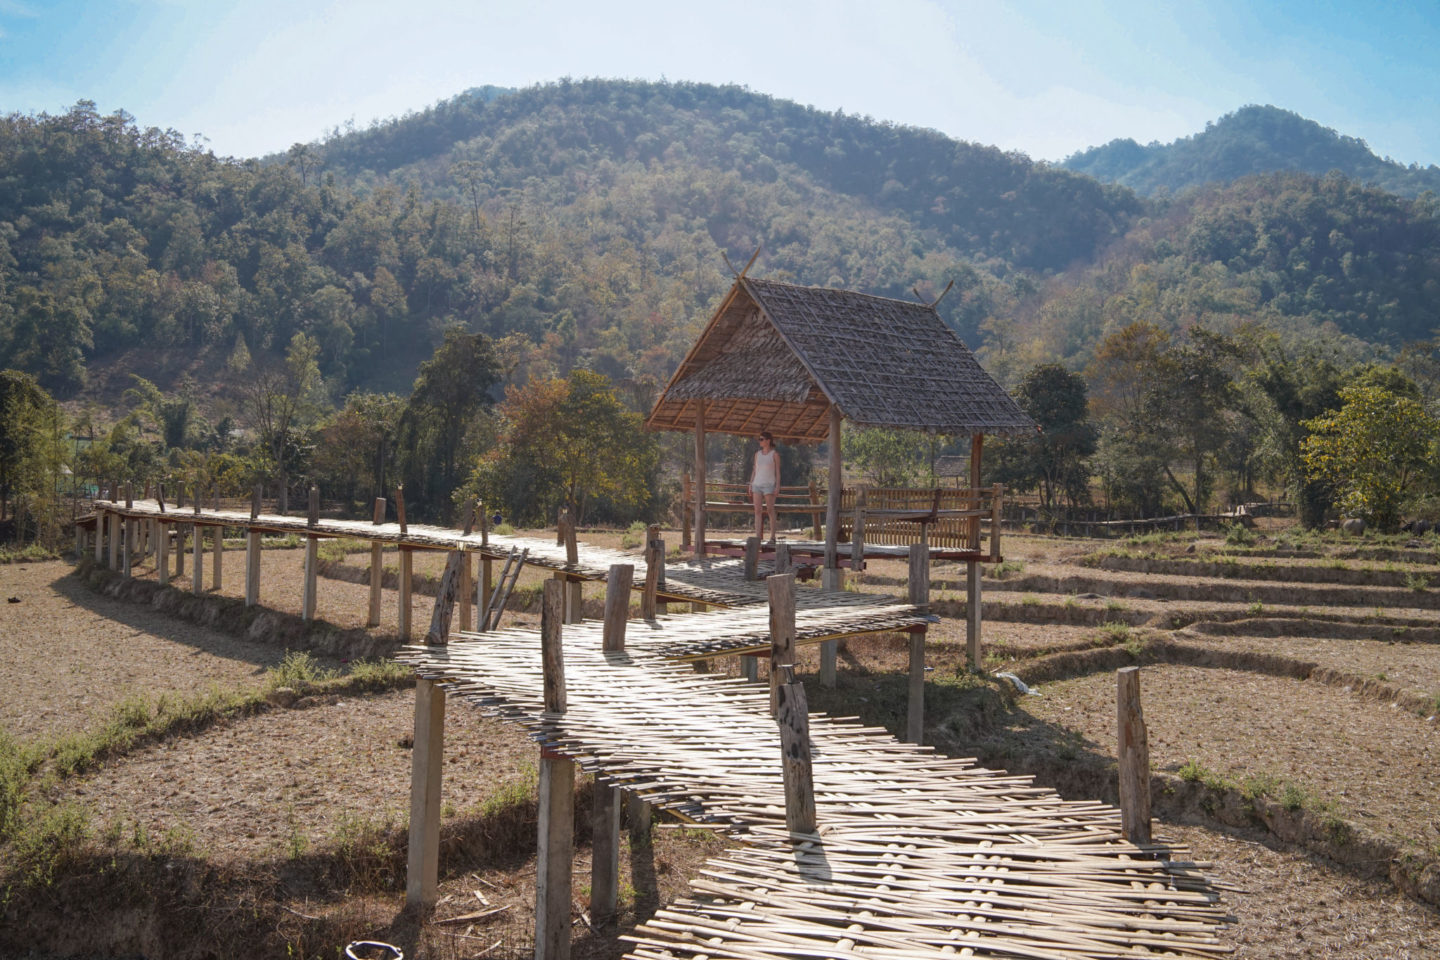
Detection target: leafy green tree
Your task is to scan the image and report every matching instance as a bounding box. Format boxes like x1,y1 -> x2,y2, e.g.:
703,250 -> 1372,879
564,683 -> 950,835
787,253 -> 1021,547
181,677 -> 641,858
470,370 -> 658,525
238,332 -> 324,513
1140,329 -> 1241,514
993,363 -> 1096,510
1301,384 -> 1439,530
842,426 -> 934,487
1244,341 -> 1346,527
0,370 -> 57,527
314,392 -> 405,509
396,328 -> 501,522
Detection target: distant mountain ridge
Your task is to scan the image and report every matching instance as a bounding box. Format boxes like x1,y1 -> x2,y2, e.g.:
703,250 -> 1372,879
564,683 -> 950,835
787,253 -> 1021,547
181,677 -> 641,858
1062,105 -> 1440,198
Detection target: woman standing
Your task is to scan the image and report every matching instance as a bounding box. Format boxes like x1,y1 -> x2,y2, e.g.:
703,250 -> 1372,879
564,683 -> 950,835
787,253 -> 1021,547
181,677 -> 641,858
749,431 -> 780,542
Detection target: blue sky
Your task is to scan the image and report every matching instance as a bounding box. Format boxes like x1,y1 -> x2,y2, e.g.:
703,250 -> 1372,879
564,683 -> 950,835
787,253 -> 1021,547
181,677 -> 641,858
1,0 -> 1437,165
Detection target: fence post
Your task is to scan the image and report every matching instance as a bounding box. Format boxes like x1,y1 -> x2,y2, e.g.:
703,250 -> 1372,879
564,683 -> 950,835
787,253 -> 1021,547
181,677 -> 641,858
535,580 -> 573,960
907,544 -> 928,744
642,524 -> 663,620
1117,666 -> 1151,845
368,497 -> 386,627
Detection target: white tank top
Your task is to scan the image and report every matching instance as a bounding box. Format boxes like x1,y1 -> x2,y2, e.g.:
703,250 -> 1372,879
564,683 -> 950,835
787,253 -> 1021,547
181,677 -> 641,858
753,449 -> 779,486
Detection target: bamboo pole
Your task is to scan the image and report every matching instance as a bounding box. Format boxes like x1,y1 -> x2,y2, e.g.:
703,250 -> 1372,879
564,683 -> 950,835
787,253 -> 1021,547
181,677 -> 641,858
907,544 -> 929,745
536,579 -> 573,960
368,497 -> 386,627
1117,667 -> 1151,845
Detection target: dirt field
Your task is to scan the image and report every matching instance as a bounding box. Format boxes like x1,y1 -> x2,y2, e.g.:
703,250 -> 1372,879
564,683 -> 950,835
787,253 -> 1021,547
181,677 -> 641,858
4,520 -> 1440,957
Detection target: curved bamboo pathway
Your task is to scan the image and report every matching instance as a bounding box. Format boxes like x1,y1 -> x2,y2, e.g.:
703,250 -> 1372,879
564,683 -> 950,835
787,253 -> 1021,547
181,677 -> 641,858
398,612 -> 1231,959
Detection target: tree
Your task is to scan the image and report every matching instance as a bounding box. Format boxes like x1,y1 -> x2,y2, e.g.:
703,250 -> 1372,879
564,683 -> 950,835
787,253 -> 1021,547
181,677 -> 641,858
1140,330 -> 1241,514
238,332 -> 323,513
994,363 -> 1096,510
1301,384 -> 1439,531
1244,340 -> 1346,527
470,370 -> 658,525
396,328 -> 501,522
313,392 -> 405,509
842,426 -> 933,487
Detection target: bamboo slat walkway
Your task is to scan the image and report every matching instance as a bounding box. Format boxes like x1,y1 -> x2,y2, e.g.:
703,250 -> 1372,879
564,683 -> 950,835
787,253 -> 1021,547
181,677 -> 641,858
398,617 -> 1229,959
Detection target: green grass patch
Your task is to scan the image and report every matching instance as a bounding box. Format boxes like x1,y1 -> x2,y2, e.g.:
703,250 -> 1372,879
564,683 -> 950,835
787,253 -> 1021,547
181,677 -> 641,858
0,543 -> 61,563
620,520 -> 647,550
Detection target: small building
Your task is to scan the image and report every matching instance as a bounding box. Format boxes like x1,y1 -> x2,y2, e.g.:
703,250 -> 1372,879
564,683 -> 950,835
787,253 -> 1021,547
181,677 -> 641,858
647,273 -> 1035,564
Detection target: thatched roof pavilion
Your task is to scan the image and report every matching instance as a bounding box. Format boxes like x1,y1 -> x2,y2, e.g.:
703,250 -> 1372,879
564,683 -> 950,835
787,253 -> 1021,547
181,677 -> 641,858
647,275 -> 1034,564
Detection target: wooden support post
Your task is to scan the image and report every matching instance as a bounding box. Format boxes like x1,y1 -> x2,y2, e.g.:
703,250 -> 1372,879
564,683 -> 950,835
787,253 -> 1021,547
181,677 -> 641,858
775,664 -> 817,835
969,433 -> 984,551
742,654 -> 759,683
824,406 -> 842,571
157,522 -> 170,586
627,792 -> 651,846
591,782 -> 621,929
768,573 -> 796,717
307,485 -> 319,527
395,485 -> 407,534
211,525 -> 222,590
808,479 -> 821,541
368,497 -> 386,628
907,544 -> 929,745
480,554 -> 494,629
819,640 -> 837,689
425,549 -> 468,646
641,524 -> 662,620
773,541 -> 791,575
175,522 -> 185,578
191,522 -> 203,594
693,399 -> 707,556
564,512 -> 580,624
966,560 -> 982,671
399,547 -> 413,640
459,552 -> 473,632
125,481 -> 134,510
743,536 -> 760,581
850,485 -> 867,573
1117,666 -> 1152,845
122,516 -> 134,578
94,508 -> 106,565
989,483 -> 1005,562
681,470 -> 692,550
251,483 -> 261,521
108,511 -> 120,570
244,528 -> 259,605
602,564 -> 633,652
405,676 -> 446,909
536,579 -> 573,960
302,533 -> 318,622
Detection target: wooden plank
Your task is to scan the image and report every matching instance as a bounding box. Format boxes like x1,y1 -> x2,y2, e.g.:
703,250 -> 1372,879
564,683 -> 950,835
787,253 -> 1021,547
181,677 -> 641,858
302,534 -> 318,622
426,548 -> 468,646
405,677 -> 445,909
211,525 -> 222,590
191,521 -> 203,595
1117,666 -> 1151,845
642,524 -> 662,620
603,564 -> 633,652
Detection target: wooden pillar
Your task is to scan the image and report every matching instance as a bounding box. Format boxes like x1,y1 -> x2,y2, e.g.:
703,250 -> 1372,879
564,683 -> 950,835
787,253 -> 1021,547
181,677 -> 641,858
174,522 -> 185,578
824,406 -> 842,571
681,470 -> 692,550
602,564 -> 633,652
480,555 -> 495,628
94,508 -> 106,565
627,791 -> 651,847
818,640 -> 837,689
773,541 -> 791,575
191,523 -> 203,595
368,497 -> 386,628
405,677 -> 446,909
107,511 -> 120,570
990,483 -> 1004,562
966,561 -> 982,671
850,485 -> 867,573
641,524 -> 662,620
742,654 -> 759,683
969,434 -> 984,550
536,580 -> 573,960
768,573 -> 796,717
459,552 -> 473,632
399,547 -> 413,640
122,516 -> 134,578
590,564 -> 630,930
808,479 -> 821,541
211,525 -> 222,591
1118,666 -> 1152,845
564,513 -> 581,624
302,533 -> 318,622
775,672 -> 816,834
157,521 -> 170,586
907,544 -> 929,745
244,528 -> 259,605
693,399 -> 707,556
743,536 -> 760,580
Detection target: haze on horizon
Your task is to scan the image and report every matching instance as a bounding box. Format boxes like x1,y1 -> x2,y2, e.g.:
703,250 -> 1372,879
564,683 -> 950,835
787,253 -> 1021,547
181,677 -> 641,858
1,0 -> 1437,168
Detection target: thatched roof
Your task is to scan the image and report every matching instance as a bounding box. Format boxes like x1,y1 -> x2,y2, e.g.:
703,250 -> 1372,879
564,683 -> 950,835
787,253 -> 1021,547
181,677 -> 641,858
647,277 -> 1036,442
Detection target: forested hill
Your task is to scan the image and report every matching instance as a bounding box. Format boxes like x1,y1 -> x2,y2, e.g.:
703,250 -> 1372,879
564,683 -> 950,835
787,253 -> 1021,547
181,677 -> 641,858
1,80 -> 1438,410
1063,105 -> 1440,198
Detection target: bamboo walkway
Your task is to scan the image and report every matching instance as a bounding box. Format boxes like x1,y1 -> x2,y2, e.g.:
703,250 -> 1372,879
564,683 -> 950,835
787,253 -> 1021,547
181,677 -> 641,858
398,617 -> 1230,959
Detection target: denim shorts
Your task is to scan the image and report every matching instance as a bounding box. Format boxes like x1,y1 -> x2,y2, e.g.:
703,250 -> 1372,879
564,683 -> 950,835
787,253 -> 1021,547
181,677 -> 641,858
752,481 -> 777,496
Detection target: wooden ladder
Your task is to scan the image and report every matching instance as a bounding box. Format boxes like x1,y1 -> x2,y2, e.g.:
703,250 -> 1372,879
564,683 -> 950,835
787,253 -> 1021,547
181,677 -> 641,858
481,547 -> 528,632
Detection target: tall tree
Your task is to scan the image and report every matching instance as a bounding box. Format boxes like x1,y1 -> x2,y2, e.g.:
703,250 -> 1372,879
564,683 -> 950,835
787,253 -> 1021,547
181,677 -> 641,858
238,333 -> 323,513
995,363 -> 1096,511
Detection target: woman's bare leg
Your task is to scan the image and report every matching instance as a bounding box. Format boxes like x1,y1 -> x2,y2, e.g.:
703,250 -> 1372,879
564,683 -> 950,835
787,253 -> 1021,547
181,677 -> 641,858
765,492 -> 778,542
752,488 -> 765,540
